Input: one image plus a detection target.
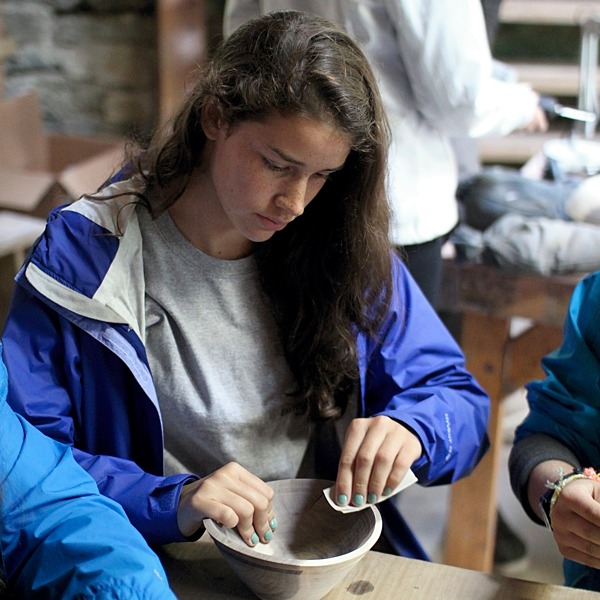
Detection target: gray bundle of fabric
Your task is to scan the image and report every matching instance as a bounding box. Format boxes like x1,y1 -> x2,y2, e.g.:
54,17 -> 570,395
453,167 -> 600,275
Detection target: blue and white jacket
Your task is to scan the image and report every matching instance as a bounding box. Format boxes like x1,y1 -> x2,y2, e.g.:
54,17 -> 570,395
1,182 -> 490,559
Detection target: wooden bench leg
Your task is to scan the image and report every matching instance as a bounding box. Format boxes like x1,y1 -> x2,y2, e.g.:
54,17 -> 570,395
443,312 -> 510,572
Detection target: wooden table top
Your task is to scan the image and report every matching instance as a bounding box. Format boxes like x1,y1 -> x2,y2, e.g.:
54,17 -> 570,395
159,535 -> 599,600
439,260 -> 584,328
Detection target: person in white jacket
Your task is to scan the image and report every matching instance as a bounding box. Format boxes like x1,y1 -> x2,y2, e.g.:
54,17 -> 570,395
223,0 -> 547,307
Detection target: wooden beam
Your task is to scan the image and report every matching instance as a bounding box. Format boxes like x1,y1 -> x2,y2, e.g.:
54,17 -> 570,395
500,0 -> 600,26
444,313 -> 509,572
157,0 -> 207,125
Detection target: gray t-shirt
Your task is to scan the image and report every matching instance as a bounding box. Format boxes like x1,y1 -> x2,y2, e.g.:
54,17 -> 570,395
138,207 -> 313,481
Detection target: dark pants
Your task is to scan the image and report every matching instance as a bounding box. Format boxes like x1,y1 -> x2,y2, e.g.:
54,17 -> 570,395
480,0 -> 503,45
399,236 -> 445,309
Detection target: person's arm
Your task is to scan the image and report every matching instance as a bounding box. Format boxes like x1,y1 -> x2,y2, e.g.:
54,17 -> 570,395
527,459 -> 582,523
514,272 -> 600,473
2,285 -> 275,550
509,433 -> 581,524
528,462 -> 600,569
384,0 -> 543,136
508,272 -> 600,568
517,455 -> 600,570
358,256 -> 491,487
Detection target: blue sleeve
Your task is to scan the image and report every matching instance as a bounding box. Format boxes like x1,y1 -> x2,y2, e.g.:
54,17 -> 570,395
1,284 -> 198,546
514,272 -> 600,467
0,349 -> 177,600
360,257 -> 490,484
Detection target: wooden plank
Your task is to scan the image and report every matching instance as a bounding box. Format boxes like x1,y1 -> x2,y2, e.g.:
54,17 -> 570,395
504,324 -> 564,392
444,313 -> 509,572
161,536 -> 600,599
508,62 -> 589,96
157,0 -> 207,125
477,132 -> 554,165
500,0 -> 600,25
475,129 -> 600,166
440,262 -> 581,328
440,261 -> 580,572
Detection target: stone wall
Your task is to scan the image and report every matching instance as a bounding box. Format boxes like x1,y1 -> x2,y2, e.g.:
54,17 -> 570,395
2,0 -> 158,138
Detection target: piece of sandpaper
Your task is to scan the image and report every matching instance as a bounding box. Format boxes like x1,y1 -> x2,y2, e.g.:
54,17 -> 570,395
323,469 -> 418,513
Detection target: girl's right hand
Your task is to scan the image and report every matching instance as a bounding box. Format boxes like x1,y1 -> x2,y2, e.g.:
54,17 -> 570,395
177,462 -> 276,547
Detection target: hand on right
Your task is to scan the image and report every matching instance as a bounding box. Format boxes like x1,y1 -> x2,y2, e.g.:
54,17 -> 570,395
335,415 -> 421,508
523,103 -> 549,133
177,462 -> 276,547
551,477 -> 600,568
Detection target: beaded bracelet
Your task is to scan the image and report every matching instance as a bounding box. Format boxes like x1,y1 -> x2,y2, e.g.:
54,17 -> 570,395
539,467 -> 600,530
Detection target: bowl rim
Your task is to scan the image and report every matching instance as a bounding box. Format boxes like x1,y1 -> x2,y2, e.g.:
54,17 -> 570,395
203,479 -> 383,568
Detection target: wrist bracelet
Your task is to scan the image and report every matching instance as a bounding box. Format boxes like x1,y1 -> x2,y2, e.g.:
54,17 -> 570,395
539,467 -> 600,530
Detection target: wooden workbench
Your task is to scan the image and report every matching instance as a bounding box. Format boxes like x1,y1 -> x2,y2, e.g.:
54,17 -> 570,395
439,260 -> 586,572
160,534 -> 599,599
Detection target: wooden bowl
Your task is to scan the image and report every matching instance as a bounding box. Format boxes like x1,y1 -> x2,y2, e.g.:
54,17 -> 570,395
204,478 -> 382,600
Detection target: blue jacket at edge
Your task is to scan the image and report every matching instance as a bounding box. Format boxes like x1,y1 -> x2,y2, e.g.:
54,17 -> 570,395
0,344 -> 177,599
515,271 -> 600,587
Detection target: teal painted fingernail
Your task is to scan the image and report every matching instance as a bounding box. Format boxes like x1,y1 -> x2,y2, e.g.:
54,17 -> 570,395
383,486 -> 393,496
353,493 -> 365,506
264,530 -> 273,542
367,492 -> 377,504
250,533 -> 259,545
270,518 -> 278,531
337,494 -> 348,506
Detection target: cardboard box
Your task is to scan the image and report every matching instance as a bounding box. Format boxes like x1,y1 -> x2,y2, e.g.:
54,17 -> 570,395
0,210 -> 47,329
0,91 -> 125,218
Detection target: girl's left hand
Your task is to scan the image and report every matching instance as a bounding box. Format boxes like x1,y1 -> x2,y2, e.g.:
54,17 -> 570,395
335,416 -> 422,507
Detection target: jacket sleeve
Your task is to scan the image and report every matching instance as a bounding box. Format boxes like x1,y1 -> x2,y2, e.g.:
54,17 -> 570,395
0,348 -> 177,600
383,0 -> 537,136
514,272 -> 600,468
360,257 -> 490,485
1,284 -> 198,547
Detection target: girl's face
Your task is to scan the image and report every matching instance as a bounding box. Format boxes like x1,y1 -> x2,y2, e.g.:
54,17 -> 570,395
201,110 -> 351,258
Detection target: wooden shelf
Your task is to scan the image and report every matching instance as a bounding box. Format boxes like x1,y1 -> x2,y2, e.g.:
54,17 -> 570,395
509,62 -> 592,96
500,0 -> 600,25
477,130 -> 600,164
478,132 -> 548,164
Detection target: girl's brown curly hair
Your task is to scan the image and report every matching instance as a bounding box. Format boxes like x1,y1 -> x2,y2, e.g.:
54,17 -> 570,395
120,10 -> 394,420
